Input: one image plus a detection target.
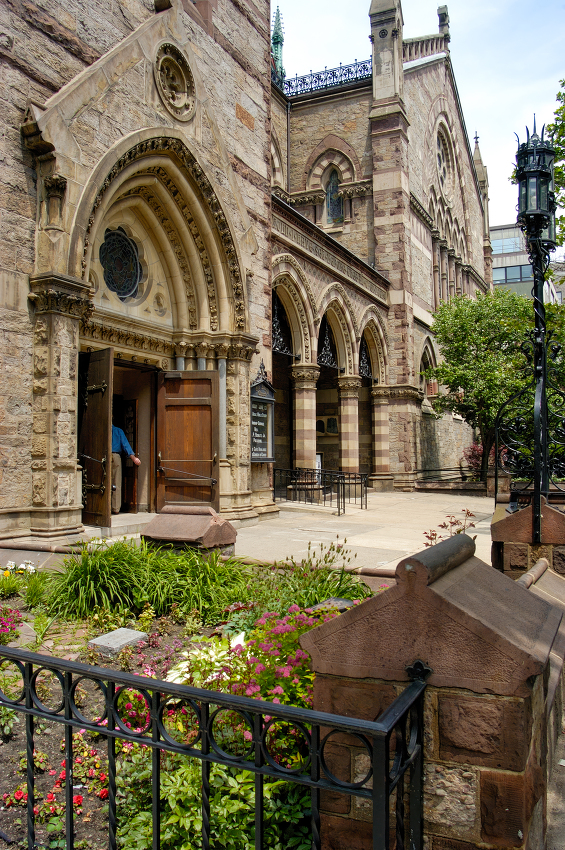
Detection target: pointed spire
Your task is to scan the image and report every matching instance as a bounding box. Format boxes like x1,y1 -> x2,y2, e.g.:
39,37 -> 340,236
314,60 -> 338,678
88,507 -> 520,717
271,6 -> 285,81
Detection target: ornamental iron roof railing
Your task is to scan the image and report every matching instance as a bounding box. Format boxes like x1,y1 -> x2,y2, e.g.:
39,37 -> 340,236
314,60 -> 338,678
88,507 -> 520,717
272,59 -> 372,97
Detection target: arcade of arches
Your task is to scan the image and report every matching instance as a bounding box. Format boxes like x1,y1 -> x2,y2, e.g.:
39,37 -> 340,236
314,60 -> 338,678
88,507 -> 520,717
271,288 -> 393,488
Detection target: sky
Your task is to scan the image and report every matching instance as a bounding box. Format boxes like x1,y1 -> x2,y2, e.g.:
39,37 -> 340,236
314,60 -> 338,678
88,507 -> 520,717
273,0 -> 565,233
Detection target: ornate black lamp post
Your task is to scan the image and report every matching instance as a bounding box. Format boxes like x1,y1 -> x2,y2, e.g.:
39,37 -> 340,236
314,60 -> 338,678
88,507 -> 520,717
496,121 -> 557,543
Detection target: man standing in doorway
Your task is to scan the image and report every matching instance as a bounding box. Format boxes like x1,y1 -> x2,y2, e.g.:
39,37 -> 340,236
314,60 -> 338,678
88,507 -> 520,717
112,424 -> 141,514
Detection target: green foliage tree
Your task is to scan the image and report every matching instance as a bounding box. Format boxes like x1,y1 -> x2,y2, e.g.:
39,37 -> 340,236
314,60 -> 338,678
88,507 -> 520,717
548,78 -> 565,246
425,289 -> 565,483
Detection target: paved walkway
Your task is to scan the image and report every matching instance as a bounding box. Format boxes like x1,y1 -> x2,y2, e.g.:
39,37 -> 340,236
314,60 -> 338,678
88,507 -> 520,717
236,490 -> 495,574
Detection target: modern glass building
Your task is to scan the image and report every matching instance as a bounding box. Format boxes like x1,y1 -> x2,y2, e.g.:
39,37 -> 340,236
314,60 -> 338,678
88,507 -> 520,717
490,223 -> 561,303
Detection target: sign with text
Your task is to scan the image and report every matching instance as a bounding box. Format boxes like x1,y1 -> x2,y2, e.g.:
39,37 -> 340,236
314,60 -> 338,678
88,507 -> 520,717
250,372 -> 275,463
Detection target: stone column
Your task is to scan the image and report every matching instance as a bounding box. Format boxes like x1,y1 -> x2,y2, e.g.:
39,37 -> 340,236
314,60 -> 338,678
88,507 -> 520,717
338,376 -> 361,473
196,342 -> 208,371
291,365 -> 319,470
432,232 -> 441,309
368,387 -> 394,491
28,273 -> 93,537
455,258 -> 463,295
217,343 -> 228,461
439,242 -> 448,302
448,249 -> 456,298
221,337 -> 258,522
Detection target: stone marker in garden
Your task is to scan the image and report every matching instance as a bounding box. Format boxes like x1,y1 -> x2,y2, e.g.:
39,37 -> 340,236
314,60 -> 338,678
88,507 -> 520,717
142,506 -> 237,556
88,628 -> 148,658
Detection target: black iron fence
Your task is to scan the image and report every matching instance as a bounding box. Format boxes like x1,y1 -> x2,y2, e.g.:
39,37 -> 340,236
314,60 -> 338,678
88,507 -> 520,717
272,60 -> 372,97
274,468 -> 368,514
0,646 -> 427,850
415,467 -> 471,483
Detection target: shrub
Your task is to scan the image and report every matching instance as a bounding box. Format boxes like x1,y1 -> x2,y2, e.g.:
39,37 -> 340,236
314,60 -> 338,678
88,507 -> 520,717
47,540 -> 253,622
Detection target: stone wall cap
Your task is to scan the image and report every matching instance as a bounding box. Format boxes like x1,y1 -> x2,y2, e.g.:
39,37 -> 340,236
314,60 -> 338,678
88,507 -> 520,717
395,533 -> 475,586
300,544 -> 562,696
142,508 -> 236,547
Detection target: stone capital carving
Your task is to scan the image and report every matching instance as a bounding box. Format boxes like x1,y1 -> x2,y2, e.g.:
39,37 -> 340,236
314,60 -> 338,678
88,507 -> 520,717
371,384 -> 424,403
338,376 -> 362,398
44,174 -> 67,199
289,191 -> 326,207
29,273 -> 93,322
196,342 -> 209,358
291,365 -> 320,388
338,181 -> 372,200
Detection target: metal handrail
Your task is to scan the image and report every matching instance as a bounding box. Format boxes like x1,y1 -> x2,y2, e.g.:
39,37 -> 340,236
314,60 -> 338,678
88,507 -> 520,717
0,646 -> 427,849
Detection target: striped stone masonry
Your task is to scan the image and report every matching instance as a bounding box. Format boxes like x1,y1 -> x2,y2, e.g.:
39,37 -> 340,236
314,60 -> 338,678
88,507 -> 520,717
337,376 -> 361,473
291,365 -> 320,469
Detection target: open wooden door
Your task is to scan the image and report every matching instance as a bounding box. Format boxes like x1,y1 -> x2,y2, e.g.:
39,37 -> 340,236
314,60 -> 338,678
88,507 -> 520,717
77,349 -> 113,527
156,372 -> 219,511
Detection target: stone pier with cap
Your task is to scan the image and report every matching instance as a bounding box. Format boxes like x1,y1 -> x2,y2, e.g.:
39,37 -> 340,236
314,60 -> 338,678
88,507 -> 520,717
300,533 -> 565,850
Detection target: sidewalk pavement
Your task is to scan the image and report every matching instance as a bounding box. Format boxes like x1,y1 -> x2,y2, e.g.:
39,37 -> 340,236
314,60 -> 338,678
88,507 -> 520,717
235,490 -> 495,578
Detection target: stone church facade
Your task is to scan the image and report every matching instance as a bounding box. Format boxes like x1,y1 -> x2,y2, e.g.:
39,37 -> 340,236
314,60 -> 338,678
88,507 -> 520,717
0,0 -> 491,539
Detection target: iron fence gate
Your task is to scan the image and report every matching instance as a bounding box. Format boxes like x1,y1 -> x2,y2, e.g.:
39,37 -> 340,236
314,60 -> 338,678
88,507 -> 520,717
0,646 -> 427,850
274,469 -> 368,515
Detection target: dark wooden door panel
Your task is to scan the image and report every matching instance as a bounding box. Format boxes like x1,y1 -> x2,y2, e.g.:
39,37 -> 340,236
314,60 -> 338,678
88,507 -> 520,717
78,348 -> 113,527
156,372 -> 219,511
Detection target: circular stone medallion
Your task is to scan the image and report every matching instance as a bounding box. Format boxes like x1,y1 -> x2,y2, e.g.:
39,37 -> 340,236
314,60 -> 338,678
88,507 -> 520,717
154,43 -> 196,122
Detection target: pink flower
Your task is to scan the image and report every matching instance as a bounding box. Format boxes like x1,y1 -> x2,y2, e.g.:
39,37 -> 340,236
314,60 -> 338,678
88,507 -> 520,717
245,684 -> 260,696
125,702 -> 133,710
254,663 -> 266,674
49,769 -> 56,776
243,731 -> 252,741
272,697 -> 281,704
270,686 -> 284,695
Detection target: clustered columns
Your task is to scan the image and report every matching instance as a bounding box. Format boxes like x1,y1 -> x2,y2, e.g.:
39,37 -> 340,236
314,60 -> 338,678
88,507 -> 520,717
337,376 -> 361,473
439,240 -> 449,301
432,232 -> 441,309
28,274 -> 94,537
448,249 -> 456,297
291,365 -> 320,469
369,387 -> 393,486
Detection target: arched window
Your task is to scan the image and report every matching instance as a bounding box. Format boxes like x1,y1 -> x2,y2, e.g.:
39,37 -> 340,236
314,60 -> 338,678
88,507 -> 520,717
326,169 -> 343,226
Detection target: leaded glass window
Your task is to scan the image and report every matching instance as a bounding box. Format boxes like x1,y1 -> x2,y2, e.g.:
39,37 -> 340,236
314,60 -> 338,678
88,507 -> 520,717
99,227 -> 142,301
326,169 -> 343,225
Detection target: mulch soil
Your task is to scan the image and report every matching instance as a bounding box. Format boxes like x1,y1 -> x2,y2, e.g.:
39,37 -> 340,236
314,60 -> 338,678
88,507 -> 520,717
0,595 -> 209,849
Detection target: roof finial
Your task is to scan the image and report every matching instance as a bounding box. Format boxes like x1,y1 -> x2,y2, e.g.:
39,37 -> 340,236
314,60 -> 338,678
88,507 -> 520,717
271,7 -> 285,80
474,131 -> 479,146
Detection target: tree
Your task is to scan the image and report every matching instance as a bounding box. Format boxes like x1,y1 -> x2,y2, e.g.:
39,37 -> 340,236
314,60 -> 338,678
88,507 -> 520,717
425,289 -> 565,483
548,78 -> 565,246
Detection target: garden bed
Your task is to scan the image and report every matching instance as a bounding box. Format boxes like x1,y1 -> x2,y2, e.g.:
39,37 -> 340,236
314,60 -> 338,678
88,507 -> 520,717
0,539 -> 374,849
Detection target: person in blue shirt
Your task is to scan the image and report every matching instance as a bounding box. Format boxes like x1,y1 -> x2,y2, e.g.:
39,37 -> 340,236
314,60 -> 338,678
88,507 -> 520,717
111,424 -> 141,514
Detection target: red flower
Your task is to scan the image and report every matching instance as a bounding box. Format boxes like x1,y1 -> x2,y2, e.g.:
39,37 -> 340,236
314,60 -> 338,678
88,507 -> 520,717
14,790 -> 23,801
46,793 -> 55,803
99,773 -> 107,782
72,795 -> 83,806
99,788 -> 109,800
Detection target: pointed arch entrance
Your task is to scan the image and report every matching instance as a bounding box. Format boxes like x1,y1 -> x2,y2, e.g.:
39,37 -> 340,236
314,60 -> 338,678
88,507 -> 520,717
73,134 -> 255,527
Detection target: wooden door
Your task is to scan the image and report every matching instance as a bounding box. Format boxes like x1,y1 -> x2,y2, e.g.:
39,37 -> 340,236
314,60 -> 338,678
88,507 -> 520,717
156,372 -> 219,511
77,348 -> 113,526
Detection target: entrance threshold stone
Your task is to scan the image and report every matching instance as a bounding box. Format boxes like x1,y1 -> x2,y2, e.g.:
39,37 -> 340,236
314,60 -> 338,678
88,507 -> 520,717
88,628 -> 148,658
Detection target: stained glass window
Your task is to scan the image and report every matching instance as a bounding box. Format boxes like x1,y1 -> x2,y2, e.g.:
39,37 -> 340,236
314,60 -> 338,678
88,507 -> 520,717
99,227 -> 142,301
326,169 -> 343,225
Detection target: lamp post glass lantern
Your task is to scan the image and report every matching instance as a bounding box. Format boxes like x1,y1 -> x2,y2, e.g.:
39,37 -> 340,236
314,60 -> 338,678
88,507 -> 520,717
496,119 -> 559,543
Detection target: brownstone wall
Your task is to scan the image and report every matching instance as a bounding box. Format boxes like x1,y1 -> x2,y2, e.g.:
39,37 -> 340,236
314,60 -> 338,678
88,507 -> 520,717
314,673 -> 554,850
